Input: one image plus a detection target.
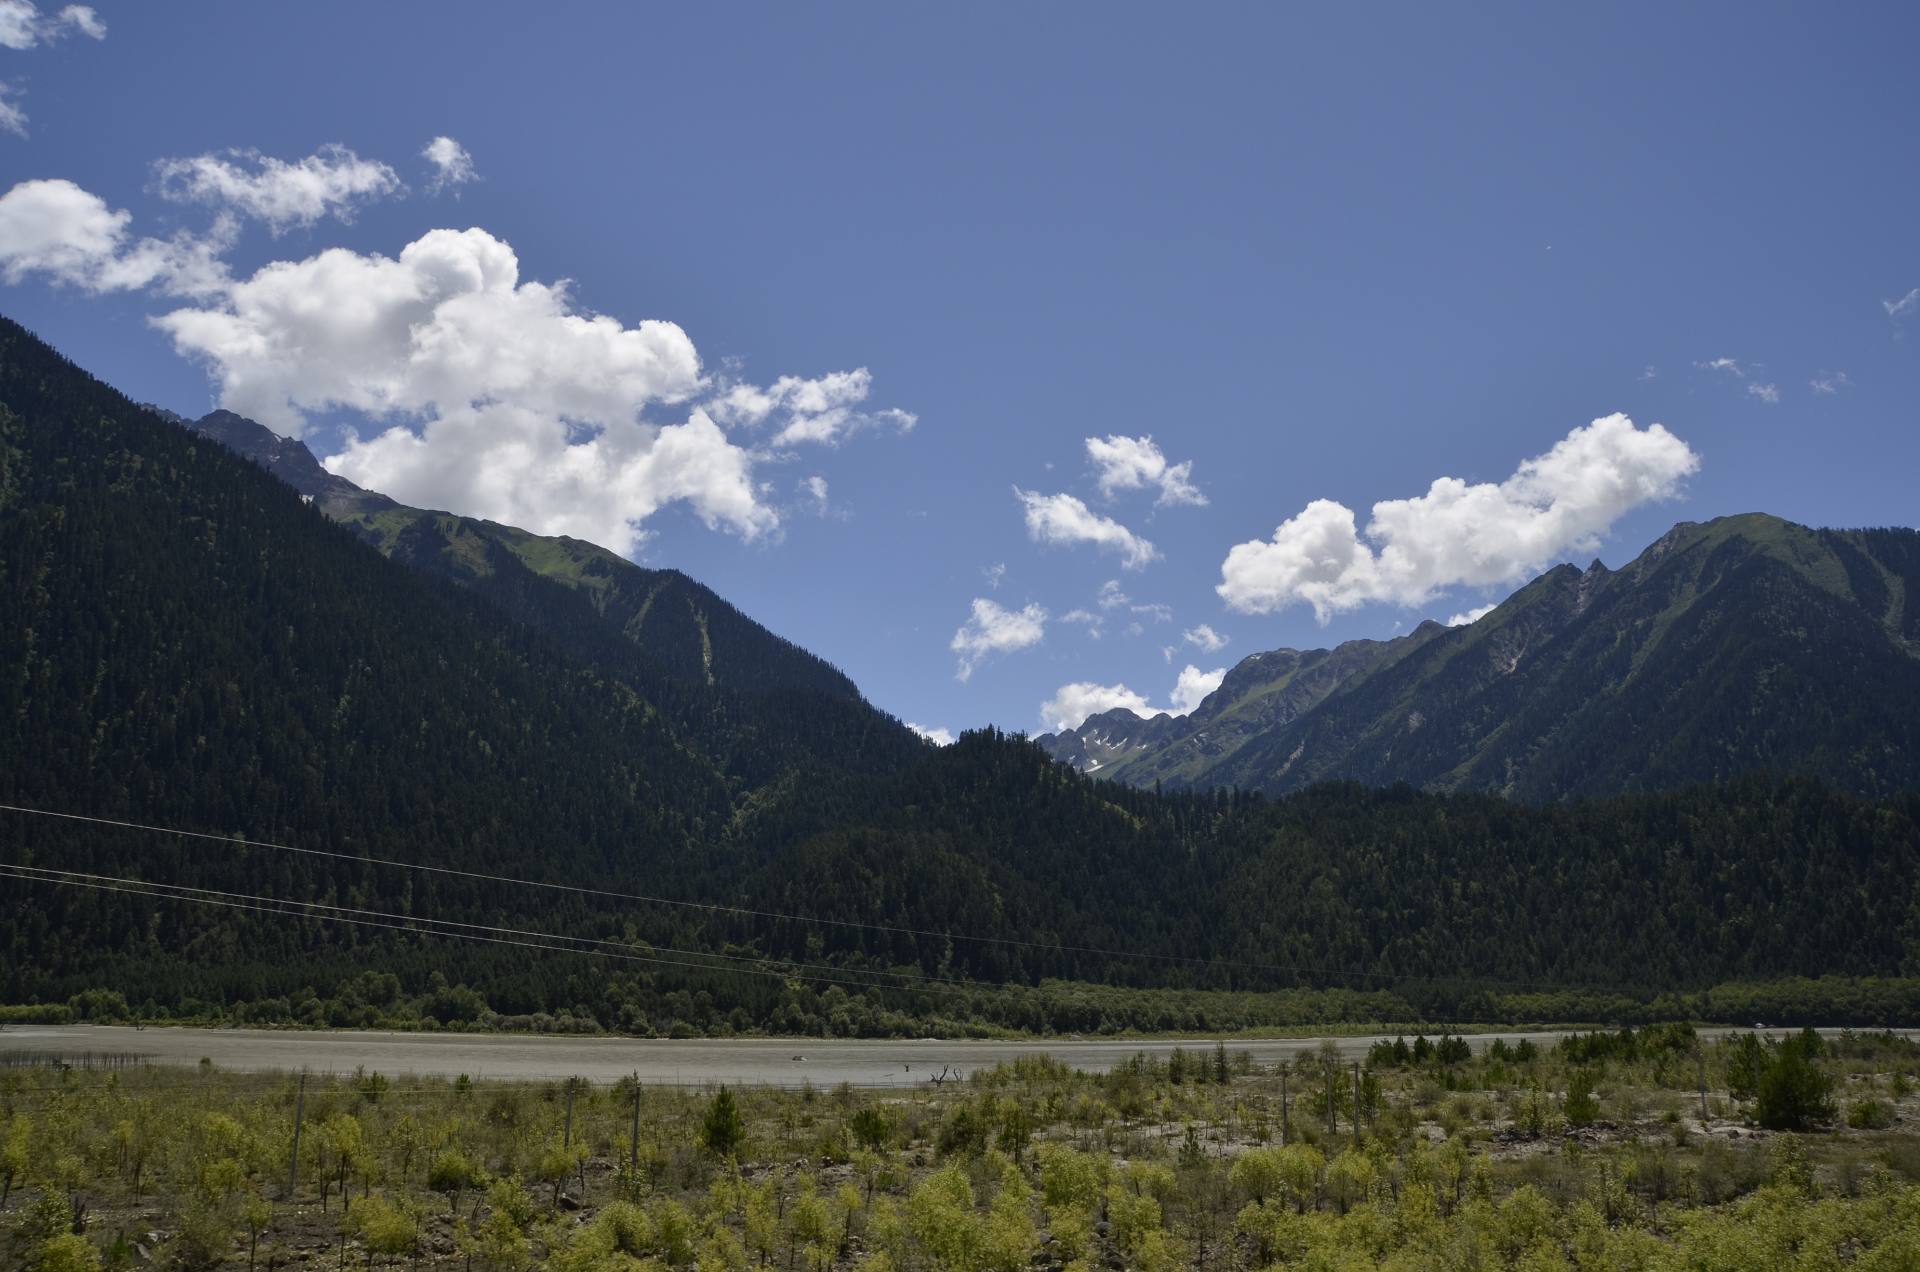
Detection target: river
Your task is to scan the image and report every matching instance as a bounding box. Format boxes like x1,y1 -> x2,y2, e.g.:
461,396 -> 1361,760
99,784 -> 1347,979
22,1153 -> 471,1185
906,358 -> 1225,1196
4,1023 -> 1886,1088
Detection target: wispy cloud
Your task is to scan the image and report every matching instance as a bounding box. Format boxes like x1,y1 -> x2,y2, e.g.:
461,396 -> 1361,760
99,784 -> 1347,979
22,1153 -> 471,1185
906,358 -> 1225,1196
0,2 -> 106,137
1809,370 -> 1852,396
1058,608 -> 1103,638
708,367 -> 916,446
0,1 -> 106,50
797,475 -> 834,516
1883,288 -> 1919,320
1697,356 -> 1783,405
950,597 -> 1046,681
1183,623 -> 1229,652
422,136 -> 477,194
0,82 -> 26,138
153,144 -> 404,233
1016,489 -> 1158,569
1085,434 -> 1206,507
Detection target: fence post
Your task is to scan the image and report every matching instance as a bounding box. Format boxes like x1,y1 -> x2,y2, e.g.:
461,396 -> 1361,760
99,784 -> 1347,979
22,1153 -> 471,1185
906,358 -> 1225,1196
1352,1063 -> 1363,1146
1280,1070 -> 1289,1145
629,1074 -> 642,1178
286,1071 -> 307,1202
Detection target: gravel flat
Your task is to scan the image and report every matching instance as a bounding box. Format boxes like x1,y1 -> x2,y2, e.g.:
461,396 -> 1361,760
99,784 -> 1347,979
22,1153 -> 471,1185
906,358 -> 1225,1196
8,1023 -> 1894,1087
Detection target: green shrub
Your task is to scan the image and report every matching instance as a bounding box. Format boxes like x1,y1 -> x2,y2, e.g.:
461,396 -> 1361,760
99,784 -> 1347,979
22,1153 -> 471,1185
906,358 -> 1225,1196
1755,1047 -> 1835,1131
1565,1071 -> 1600,1128
1847,1099 -> 1894,1130
699,1087 -> 746,1158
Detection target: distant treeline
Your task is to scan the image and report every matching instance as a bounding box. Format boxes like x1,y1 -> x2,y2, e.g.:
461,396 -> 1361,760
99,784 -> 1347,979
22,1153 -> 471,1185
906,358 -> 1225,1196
8,973 -> 1920,1038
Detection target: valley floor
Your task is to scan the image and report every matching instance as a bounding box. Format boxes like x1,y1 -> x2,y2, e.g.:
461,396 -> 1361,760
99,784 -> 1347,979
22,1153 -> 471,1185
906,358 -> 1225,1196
6,1023 -> 1918,1088
3,1026 -> 1919,1270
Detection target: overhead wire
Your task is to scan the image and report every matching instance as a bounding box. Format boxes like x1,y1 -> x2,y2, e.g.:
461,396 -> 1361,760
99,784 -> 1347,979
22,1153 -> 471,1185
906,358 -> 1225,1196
0,861 -> 969,997
0,801 -> 1665,995
0,864 -> 987,1001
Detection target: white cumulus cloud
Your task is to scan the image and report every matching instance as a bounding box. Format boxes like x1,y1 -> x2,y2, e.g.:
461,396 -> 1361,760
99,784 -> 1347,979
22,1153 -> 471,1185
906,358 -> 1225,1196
1017,489 -> 1158,569
1085,434 -> 1206,506
1170,664 -> 1226,713
1183,623 -> 1228,652
1,172 -> 913,561
906,722 -> 954,746
154,227 -> 704,434
1040,682 -> 1152,731
950,597 -> 1047,682
422,136 -> 477,194
0,178 -> 229,295
148,226 -> 784,556
1218,413 -> 1700,621
153,144 -> 403,233
1040,663 -> 1226,731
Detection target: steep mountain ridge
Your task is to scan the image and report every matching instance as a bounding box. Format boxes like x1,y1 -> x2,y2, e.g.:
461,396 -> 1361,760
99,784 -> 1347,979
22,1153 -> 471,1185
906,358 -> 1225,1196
181,408 -> 865,704
1040,513 -> 1920,799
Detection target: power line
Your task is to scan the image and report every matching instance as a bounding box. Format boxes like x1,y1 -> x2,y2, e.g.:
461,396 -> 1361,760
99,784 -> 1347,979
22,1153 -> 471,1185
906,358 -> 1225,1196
0,800 -> 1638,994
0,864 -> 987,1001
0,855 -> 1676,1003
0,861 -> 962,997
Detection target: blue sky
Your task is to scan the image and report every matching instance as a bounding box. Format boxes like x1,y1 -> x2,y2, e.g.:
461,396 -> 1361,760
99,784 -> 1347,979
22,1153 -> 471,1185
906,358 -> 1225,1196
2,2 -> 1916,739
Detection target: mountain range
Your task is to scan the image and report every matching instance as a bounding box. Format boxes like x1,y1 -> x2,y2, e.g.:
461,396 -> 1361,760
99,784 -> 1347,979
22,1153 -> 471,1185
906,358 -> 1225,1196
156,404 -> 1920,807
3,313 -> 1918,1033
1040,514 -> 1920,800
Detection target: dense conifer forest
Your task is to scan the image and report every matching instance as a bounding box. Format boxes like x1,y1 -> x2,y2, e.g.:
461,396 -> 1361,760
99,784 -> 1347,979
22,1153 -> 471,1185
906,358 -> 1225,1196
3,316 -> 1920,1035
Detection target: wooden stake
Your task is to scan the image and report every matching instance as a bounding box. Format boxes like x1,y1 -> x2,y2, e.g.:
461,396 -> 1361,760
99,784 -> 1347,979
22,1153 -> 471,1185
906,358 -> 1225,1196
286,1071 -> 306,1202
1352,1063 -> 1363,1146
1280,1070 -> 1290,1145
629,1074 -> 641,1178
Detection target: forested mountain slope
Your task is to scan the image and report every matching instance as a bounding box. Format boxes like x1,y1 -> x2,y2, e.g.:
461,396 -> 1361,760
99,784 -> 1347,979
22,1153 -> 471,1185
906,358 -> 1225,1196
181,407 -> 868,704
4,316 -> 1919,1036
1040,514 -> 1920,800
